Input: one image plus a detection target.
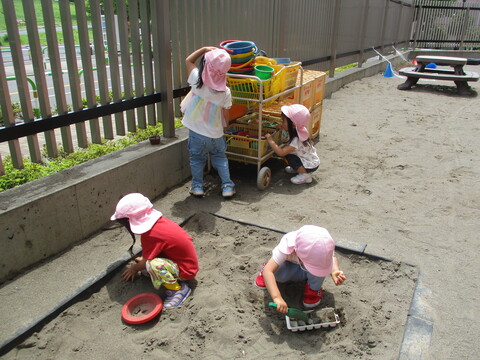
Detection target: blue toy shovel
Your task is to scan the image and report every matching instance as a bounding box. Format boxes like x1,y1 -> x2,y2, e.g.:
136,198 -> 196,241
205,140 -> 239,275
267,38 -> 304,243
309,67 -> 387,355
268,302 -> 309,322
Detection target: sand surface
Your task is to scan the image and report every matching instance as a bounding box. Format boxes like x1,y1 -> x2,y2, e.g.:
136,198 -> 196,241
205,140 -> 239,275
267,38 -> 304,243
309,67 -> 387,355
4,213 -> 417,360
3,64 -> 480,359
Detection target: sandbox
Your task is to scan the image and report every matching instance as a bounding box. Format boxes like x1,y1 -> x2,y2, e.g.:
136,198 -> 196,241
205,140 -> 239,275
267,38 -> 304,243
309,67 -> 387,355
3,212 -> 418,359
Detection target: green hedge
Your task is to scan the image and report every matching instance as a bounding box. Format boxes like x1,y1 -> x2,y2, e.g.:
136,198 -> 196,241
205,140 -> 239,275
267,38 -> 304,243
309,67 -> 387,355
0,120 -> 183,192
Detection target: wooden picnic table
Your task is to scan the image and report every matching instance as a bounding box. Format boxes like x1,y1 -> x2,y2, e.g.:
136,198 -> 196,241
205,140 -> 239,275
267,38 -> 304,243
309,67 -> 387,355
397,55 -> 479,95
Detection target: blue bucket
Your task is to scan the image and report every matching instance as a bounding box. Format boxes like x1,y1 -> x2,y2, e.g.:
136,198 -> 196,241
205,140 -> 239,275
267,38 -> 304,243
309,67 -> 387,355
224,41 -> 257,55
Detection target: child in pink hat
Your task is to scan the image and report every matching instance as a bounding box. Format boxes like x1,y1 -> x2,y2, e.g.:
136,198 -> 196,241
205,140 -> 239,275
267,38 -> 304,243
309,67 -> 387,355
111,193 -> 199,309
181,46 -> 236,198
255,225 -> 346,311
265,104 -> 320,184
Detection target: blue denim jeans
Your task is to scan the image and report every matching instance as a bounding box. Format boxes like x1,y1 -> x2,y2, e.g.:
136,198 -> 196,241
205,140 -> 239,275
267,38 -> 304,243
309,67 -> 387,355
187,130 -> 235,189
274,261 -> 325,291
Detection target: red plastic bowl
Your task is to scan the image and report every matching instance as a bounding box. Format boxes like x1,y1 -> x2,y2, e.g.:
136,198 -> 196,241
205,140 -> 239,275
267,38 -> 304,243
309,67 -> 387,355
121,292 -> 163,325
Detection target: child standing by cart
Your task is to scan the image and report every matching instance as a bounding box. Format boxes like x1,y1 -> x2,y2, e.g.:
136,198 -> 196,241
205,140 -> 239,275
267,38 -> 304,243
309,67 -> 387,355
181,46 -> 236,198
255,225 -> 346,312
111,193 -> 199,309
265,104 -> 320,184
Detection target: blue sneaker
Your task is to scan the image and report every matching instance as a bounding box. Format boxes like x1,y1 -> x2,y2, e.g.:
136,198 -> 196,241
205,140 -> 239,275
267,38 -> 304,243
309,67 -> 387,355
222,186 -> 236,198
164,283 -> 191,309
189,187 -> 204,196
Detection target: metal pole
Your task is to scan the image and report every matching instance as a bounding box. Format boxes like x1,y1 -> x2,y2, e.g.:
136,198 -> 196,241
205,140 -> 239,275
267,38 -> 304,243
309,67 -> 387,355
357,0 -> 369,68
328,0 -> 342,78
153,0 -> 175,138
459,2 -> 469,51
379,0 -> 389,59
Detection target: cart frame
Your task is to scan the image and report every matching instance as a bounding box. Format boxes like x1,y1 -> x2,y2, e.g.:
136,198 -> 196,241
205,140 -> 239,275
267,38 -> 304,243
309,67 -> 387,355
225,67 -> 304,189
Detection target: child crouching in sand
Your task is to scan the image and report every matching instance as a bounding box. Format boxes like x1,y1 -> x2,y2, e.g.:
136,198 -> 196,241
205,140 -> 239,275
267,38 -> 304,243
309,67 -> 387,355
265,104 -> 320,184
111,193 -> 199,309
255,225 -> 346,312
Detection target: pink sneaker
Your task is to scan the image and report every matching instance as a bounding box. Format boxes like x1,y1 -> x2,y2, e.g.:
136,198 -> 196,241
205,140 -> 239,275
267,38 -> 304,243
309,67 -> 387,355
290,173 -> 313,184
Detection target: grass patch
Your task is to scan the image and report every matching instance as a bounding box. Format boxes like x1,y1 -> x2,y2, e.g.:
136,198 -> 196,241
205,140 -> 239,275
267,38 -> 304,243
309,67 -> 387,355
0,119 -> 184,192
0,1 -> 76,33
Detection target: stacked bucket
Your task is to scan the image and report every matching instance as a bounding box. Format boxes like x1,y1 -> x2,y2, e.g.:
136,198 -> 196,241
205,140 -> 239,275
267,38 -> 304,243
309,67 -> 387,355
220,40 -> 279,80
220,40 -> 257,75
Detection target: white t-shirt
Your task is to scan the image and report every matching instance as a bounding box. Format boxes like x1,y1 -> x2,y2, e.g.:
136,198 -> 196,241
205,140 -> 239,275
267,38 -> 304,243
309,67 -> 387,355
181,68 -> 232,139
272,245 -> 301,267
290,137 -> 321,169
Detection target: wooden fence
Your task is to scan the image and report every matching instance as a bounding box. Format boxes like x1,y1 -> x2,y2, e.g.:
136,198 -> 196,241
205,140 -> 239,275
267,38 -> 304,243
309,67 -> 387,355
0,0 -> 415,175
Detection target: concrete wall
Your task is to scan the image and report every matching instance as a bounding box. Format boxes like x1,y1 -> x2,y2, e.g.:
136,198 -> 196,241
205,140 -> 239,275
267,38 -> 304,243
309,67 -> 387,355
0,53 -> 407,284
0,129 -> 191,283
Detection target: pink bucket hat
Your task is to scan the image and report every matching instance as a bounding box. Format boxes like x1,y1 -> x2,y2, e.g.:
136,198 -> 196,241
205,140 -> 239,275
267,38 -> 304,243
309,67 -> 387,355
202,48 -> 231,91
110,193 -> 162,234
281,104 -> 311,142
278,225 -> 335,277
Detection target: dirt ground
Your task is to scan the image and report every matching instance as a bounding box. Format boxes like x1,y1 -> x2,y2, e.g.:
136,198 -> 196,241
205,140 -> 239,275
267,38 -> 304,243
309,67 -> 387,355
3,64 -> 480,359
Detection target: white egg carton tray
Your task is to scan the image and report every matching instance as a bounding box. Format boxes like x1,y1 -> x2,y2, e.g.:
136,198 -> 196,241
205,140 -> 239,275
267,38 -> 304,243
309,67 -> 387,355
285,307 -> 340,332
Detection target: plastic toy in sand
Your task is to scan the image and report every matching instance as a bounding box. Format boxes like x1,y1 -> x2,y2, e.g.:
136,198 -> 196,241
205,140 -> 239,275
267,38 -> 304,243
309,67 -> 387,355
122,292 -> 163,325
286,307 -> 340,332
268,302 -> 340,332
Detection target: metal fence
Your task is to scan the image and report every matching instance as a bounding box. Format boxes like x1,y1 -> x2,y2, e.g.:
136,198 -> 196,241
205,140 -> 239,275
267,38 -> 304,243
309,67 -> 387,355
0,0 -> 414,175
412,0 -> 480,49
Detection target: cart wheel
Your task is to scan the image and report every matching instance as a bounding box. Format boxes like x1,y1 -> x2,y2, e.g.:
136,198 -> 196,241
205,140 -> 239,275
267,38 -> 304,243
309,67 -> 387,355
257,167 -> 271,190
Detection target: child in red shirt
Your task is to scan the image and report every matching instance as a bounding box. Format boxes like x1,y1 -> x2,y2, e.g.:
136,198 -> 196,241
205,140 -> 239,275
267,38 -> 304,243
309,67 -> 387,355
111,193 -> 199,309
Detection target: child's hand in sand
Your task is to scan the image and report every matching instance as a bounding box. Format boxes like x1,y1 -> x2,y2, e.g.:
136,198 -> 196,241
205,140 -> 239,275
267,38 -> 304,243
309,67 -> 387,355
273,297 -> 288,314
331,270 -> 346,285
122,265 -> 138,282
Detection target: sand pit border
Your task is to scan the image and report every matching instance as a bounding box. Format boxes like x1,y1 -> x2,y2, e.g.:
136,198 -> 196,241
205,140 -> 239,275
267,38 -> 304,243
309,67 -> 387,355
210,212 -> 433,359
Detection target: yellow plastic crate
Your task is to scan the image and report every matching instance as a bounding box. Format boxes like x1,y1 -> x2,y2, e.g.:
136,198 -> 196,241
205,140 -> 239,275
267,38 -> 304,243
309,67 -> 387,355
281,61 -> 302,91
227,67 -> 285,107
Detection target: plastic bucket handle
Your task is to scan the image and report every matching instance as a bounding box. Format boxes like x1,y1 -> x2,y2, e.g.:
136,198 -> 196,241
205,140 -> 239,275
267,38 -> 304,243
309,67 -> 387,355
219,40 -> 242,53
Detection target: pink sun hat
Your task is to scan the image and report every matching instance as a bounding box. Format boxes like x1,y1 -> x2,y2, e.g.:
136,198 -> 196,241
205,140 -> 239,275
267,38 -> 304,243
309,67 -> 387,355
281,104 -> 311,142
202,48 -> 231,92
111,193 -> 162,234
278,225 -> 335,277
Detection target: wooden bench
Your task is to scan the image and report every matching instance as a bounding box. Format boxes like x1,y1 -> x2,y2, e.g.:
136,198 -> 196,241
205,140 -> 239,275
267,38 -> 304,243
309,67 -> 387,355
397,56 -> 479,95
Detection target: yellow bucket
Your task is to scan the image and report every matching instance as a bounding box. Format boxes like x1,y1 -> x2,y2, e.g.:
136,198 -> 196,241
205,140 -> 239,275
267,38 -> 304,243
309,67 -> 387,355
255,56 -> 277,66
230,50 -> 255,59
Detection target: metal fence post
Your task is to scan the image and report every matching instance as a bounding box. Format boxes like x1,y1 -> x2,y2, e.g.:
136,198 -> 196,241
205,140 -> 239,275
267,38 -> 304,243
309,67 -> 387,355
74,0 -> 101,144
153,0 -> 174,138
2,0 -> 42,163
23,0 -> 58,158
0,50 -> 23,170
328,0 -> 342,78
394,1 -> 403,49
413,5 -> 422,49
379,0 -> 389,59
357,0 -> 370,68
459,6 -> 470,51
41,0 -> 74,154
58,0 -> 88,149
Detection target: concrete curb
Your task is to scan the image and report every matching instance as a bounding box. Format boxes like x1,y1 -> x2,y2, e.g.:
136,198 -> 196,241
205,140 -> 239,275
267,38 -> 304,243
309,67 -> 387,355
0,252 -> 134,355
